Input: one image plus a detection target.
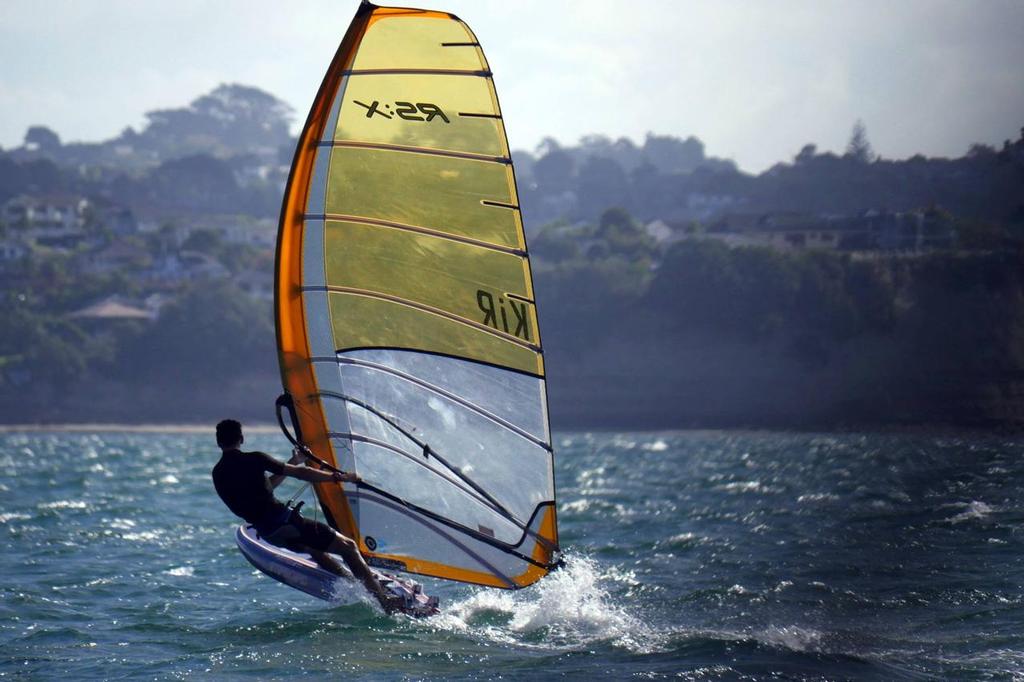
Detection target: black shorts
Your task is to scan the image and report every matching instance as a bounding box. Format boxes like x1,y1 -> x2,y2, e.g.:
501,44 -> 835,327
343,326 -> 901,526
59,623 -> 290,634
262,509 -> 337,553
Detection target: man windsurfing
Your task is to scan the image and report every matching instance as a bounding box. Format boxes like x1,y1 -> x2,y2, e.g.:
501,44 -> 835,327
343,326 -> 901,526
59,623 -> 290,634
211,419 -> 400,612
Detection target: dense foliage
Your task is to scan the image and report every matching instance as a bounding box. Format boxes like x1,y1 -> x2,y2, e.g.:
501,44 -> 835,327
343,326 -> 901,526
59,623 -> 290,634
533,216 -> 1024,427
2,84 -> 1023,426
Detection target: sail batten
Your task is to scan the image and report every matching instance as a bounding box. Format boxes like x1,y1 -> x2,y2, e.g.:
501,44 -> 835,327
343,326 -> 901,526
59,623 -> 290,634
314,140 -> 512,164
301,215 -> 527,255
342,68 -> 492,76
275,1 -> 558,589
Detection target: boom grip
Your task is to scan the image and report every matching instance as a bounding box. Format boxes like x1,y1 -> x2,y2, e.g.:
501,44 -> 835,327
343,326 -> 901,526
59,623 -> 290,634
275,393 -> 304,447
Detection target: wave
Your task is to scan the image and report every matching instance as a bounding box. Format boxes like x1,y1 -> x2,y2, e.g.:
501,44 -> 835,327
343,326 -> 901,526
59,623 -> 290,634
944,500 -> 995,524
427,555 -> 663,653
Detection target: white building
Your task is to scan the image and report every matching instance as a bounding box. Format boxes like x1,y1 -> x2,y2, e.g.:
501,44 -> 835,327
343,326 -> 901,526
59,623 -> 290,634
1,195 -> 89,242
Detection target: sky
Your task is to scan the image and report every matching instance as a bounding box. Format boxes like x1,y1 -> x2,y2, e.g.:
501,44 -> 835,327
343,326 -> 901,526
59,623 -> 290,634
1,1 -> 1022,173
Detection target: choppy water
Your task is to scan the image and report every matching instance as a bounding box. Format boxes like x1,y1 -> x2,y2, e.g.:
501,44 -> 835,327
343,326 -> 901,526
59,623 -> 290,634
1,430 -> 1023,680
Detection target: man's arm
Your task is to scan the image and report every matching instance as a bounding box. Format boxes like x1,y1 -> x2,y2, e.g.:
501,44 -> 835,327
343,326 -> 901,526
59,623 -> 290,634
268,448 -> 305,490
269,446 -> 361,487
282,464 -> 360,485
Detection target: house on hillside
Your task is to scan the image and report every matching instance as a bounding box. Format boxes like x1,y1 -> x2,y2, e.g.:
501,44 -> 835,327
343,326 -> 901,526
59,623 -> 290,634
136,220 -> 193,250
646,216 -> 770,250
825,210 -> 956,251
1,194 -> 90,247
1,195 -> 87,232
88,197 -> 138,235
142,249 -> 230,287
146,253 -> 189,288
179,250 -> 229,280
174,215 -> 277,250
67,295 -> 155,322
715,211 -> 867,252
79,240 -> 152,276
1,194 -> 137,250
217,217 -> 277,248
756,212 -> 843,251
707,213 -> 763,234
684,192 -> 741,221
643,219 -> 675,245
143,292 -> 173,318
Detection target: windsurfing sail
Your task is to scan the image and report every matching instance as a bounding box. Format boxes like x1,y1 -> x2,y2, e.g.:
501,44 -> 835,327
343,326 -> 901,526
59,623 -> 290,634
275,1 -> 559,589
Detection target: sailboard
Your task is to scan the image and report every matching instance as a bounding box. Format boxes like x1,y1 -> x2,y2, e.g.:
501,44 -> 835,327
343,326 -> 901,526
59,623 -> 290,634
235,525 -> 440,615
249,0 -> 560,603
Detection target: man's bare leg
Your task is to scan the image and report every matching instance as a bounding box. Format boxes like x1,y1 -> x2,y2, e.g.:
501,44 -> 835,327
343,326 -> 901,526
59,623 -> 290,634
292,539 -> 395,611
325,531 -> 401,612
307,549 -> 352,579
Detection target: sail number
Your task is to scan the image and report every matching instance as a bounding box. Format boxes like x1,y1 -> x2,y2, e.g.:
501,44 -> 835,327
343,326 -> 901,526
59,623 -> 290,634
354,99 -> 450,123
477,290 -> 530,341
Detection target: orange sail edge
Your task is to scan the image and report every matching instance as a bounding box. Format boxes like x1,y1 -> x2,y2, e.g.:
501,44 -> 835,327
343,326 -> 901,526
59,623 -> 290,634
368,6 -> 456,23
274,3 -> 375,542
514,505 -> 560,588
362,551 -> 517,589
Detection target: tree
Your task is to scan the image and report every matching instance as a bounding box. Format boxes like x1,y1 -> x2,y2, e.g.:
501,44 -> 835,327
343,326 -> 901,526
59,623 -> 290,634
596,207 -> 655,261
142,84 -> 294,158
967,143 -> 996,159
148,154 -> 241,212
642,133 -> 705,173
795,143 -> 817,164
124,282 -> 275,383
0,295 -> 93,387
181,227 -> 225,255
24,126 -> 61,152
576,156 -> 628,219
535,137 -> 562,158
846,120 -> 875,163
533,148 -> 575,193
531,222 -> 579,263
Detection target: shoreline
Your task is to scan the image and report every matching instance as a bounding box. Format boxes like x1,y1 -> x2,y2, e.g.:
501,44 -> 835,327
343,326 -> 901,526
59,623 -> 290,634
0,423 -> 282,433
0,422 -> 1018,436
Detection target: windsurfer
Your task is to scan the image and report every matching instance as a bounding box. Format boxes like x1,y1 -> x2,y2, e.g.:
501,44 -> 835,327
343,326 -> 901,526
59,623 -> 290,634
211,419 -> 401,612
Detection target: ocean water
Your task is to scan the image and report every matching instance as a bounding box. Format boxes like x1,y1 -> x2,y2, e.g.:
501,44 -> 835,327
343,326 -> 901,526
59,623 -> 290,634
1,430 -> 1022,680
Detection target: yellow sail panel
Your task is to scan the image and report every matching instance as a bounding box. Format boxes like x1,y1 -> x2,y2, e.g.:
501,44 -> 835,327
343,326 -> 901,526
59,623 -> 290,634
328,292 -> 542,376
354,15 -> 484,71
323,220 -> 538,342
325,147 -> 522,249
335,74 -> 505,156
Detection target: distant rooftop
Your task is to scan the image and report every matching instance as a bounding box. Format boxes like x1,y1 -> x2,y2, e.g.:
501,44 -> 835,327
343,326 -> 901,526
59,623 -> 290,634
67,296 -> 153,321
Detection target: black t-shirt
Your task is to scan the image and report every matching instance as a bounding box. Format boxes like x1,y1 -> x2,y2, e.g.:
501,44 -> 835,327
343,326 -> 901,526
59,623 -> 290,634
212,449 -> 287,525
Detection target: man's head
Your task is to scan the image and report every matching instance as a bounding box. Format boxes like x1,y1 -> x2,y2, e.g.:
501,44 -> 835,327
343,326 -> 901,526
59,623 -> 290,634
216,419 -> 244,450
